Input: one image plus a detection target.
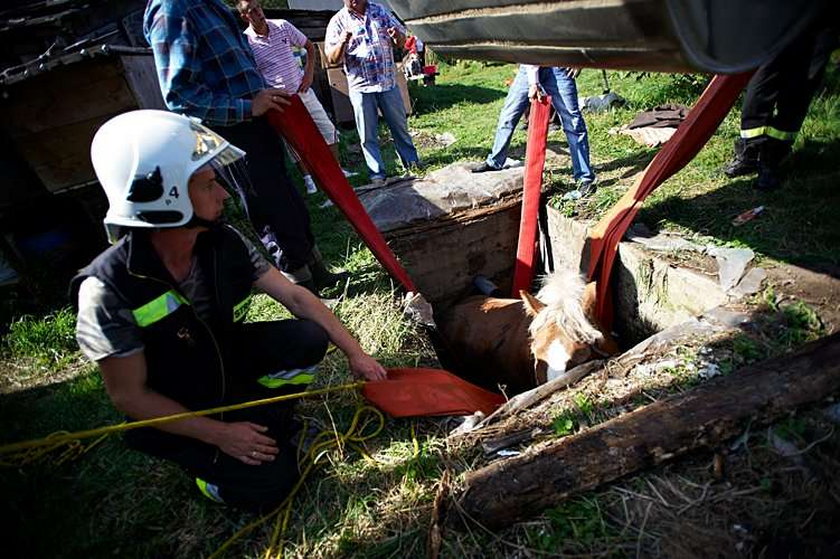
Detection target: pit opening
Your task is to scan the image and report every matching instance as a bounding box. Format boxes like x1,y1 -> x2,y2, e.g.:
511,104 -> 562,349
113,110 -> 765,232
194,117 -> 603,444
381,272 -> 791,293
356,164 -> 722,392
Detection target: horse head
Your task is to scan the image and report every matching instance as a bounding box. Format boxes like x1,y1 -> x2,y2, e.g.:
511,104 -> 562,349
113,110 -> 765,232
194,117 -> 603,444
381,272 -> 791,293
521,270 -> 615,384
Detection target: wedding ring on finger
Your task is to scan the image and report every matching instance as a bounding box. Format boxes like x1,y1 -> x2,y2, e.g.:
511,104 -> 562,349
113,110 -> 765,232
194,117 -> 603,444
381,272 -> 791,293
251,450 -> 257,458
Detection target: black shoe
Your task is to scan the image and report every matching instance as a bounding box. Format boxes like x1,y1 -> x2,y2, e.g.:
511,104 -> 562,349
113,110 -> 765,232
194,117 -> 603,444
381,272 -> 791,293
723,138 -> 759,178
754,165 -> 781,192
297,278 -> 320,297
309,246 -> 350,291
472,162 -> 500,173
314,270 -> 350,291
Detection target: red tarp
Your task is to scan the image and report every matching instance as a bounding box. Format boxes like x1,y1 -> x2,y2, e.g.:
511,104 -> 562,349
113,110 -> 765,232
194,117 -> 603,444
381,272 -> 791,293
362,368 -> 506,417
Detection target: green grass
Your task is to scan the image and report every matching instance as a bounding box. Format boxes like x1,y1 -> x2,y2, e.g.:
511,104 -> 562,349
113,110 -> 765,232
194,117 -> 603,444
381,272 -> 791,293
1,58 -> 838,558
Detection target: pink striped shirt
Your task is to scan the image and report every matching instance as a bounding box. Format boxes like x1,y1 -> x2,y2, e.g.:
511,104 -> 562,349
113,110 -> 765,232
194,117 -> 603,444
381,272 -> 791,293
244,19 -> 308,93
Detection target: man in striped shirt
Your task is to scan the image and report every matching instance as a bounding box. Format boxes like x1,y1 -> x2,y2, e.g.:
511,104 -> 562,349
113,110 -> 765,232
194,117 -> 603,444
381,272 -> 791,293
238,0 -> 354,195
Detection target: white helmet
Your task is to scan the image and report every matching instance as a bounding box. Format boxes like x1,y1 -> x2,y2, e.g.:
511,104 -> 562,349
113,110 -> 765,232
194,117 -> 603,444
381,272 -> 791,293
91,110 -> 244,231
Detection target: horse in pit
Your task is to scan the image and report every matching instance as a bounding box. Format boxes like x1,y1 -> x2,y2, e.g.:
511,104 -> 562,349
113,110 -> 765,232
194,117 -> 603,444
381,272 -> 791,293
438,270 -> 618,395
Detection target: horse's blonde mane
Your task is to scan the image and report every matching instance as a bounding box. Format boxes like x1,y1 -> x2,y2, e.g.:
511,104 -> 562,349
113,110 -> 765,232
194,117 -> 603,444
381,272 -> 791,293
528,269 -> 603,344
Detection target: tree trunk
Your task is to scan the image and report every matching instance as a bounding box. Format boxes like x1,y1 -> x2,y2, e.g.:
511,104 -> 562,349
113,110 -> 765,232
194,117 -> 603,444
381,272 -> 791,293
453,333 -> 840,530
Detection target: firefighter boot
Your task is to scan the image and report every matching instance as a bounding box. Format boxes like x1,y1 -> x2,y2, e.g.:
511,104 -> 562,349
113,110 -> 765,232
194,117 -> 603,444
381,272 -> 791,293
723,138 -> 760,178
755,138 -> 792,192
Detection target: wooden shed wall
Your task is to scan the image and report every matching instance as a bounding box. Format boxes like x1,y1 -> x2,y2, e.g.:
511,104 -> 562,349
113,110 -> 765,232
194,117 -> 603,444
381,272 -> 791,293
0,54 -> 164,194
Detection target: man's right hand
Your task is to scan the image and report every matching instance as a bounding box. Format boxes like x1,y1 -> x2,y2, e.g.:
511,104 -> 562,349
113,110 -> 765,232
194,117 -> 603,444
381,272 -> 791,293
212,421 -> 279,465
253,88 -> 292,117
340,30 -> 353,44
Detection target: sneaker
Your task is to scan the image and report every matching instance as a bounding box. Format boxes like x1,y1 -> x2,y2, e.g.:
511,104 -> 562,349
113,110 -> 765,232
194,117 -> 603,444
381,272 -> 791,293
472,162 -> 501,173
562,179 -> 597,201
303,175 -> 318,195
577,179 -> 597,197
341,168 -> 358,178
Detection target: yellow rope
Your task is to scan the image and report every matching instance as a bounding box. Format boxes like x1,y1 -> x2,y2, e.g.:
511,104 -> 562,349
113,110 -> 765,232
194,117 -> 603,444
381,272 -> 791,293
208,405 -> 385,559
0,382 -> 365,462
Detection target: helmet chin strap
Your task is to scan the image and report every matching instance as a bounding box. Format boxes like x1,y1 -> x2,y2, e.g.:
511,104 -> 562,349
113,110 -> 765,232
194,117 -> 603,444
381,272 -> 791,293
185,214 -> 221,229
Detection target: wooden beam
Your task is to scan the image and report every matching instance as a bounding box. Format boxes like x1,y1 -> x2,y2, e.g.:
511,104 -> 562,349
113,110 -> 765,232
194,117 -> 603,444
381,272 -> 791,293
453,333 -> 840,530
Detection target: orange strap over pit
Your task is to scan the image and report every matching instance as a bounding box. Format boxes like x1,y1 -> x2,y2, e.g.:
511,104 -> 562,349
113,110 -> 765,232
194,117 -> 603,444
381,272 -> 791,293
586,73 -> 753,329
266,97 -> 417,292
512,95 -> 552,296
362,368 -> 506,418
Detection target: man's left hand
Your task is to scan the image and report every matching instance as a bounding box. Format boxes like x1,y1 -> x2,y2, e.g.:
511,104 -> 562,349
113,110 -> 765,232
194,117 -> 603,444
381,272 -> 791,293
387,27 -> 399,42
349,353 -> 388,381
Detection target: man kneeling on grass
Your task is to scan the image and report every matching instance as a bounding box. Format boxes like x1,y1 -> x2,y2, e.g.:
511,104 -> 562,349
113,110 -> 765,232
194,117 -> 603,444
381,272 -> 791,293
72,110 -> 386,511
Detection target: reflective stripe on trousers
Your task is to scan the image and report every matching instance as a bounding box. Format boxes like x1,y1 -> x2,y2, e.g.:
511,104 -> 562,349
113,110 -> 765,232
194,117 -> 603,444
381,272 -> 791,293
196,477 -> 224,503
740,126 -> 797,141
257,365 -> 317,388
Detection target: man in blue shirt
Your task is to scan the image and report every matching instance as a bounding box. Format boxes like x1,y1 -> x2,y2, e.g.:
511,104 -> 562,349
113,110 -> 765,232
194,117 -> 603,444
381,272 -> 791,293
144,0 -> 343,293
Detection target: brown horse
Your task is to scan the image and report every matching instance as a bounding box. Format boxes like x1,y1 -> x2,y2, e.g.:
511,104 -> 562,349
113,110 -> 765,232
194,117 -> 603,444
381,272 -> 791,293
438,270 -> 618,395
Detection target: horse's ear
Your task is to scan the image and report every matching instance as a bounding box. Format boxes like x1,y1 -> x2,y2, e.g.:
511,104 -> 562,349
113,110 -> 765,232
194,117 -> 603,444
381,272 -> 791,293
582,281 -> 598,320
520,290 -> 545,317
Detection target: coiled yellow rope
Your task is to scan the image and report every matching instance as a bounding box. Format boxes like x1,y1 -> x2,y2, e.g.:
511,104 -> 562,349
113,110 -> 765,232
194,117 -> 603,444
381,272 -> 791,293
208,405 -> 386,559
0,380 -> 388,558
0,381 -> 365,465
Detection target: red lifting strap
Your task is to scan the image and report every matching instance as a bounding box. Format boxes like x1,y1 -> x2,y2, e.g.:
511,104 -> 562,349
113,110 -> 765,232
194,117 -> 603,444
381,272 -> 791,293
362,368 -> 506,417
265,98 -> 417,292
511,95 -> 552,296
587,73 -> 753,329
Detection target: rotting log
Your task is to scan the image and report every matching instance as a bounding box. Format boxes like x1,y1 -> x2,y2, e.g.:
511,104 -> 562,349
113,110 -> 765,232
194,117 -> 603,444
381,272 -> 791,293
452,332 -> 840,530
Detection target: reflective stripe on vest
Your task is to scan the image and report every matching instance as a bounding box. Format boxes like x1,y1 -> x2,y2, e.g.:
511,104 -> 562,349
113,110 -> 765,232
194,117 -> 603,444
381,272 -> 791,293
131,290 -> 190,327
740,126 -> 797,141
233,294 -> 252,322
257,366 -> 316,388
195,478 -> 224,503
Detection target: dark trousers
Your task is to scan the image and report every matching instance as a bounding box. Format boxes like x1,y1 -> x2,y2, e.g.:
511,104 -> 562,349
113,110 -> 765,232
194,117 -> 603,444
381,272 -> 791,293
742,25 -> 837,137
213,117 -> 315,272
125,319 -> 329,511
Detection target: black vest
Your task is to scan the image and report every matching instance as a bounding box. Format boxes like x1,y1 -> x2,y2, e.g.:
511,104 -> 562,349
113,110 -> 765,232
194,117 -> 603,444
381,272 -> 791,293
71,226 -> 255,411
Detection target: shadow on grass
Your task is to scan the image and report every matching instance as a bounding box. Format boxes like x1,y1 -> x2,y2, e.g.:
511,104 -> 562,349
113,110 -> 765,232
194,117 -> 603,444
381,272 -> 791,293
410,82 -> 507,115
638,138 -> 840,277
594,148 -> 656,178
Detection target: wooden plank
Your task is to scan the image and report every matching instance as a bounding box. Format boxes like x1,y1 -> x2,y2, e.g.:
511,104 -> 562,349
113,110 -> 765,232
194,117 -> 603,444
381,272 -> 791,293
14,114 -> 119,192
454,332 -> 840,530
0,58 -> 135,137
385,202 -> 521,307
120,55 -> 166,109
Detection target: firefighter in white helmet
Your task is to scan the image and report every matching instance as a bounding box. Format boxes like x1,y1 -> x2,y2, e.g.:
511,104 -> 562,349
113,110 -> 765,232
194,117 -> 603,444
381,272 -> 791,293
72,110 -> 386,510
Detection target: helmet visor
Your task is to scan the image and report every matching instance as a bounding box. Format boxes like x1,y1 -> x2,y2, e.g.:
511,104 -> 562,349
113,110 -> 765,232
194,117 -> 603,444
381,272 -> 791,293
190,121 -> 245,167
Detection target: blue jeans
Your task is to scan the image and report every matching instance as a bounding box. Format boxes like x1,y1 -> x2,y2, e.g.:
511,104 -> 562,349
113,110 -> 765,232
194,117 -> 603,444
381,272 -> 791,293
349,86 -> 420,180
486,66 -> 594,182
